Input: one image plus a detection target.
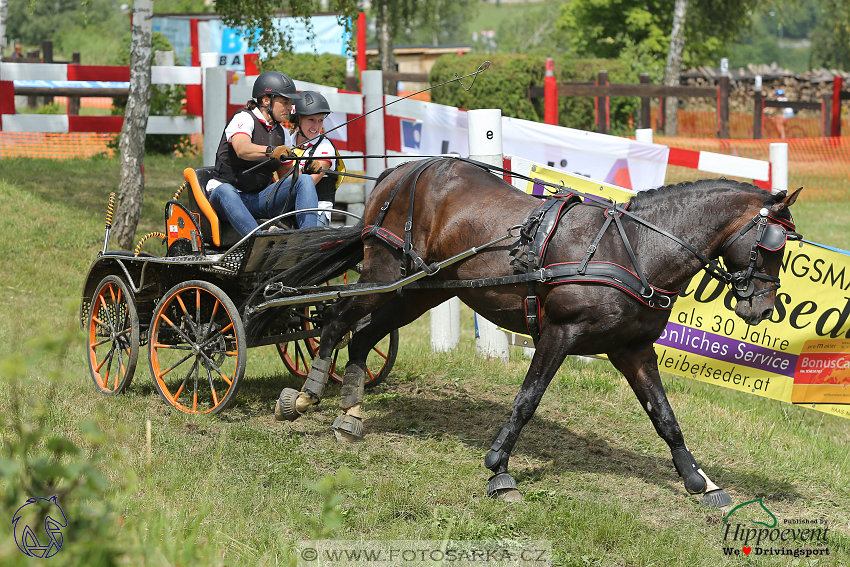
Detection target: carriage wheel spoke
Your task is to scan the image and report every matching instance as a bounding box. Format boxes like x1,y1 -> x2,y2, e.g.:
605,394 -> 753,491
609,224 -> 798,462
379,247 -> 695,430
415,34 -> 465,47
206,363 -> 219,407
203,298 -> 221,342
174,293 -> 200,340
160,313 -> 199,349
294,341 -> 308,373
330,349 -> 339,375
91,336 -> 113,349
155,350 -> 195,379
197,349 -> 233,387
173,359 -> 198,402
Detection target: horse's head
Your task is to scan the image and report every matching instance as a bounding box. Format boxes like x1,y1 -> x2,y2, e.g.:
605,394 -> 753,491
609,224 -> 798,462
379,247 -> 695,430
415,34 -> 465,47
720,187 -> 801,325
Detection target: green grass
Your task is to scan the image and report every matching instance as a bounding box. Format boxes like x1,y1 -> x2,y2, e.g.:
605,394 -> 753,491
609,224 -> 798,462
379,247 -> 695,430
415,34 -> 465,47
0,157 -> 848,566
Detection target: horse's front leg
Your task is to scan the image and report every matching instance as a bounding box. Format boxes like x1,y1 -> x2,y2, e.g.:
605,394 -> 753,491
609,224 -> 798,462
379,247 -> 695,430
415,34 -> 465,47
484,326 -> 575,502
609,345 -> 733,507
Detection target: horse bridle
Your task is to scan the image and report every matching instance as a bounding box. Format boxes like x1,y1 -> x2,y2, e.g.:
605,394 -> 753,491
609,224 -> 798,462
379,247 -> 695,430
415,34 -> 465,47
718,207 -> 800,299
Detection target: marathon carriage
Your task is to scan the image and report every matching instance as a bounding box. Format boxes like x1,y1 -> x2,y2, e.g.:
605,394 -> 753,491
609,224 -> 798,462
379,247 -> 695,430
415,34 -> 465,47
80,167 -> 399,415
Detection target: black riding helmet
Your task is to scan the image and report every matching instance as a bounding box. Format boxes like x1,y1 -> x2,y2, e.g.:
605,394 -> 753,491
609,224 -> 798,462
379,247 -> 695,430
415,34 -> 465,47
294,91 -> 331,116
252,71 -> 302,101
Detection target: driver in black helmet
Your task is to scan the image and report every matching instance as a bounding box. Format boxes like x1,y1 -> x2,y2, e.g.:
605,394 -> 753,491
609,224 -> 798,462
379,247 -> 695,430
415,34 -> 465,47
207,70 -> 320,235
290,91 -> 344,226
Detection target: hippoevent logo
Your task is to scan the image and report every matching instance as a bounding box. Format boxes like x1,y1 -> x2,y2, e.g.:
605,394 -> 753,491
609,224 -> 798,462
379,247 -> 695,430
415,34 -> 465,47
721,498 -> 830,558
12,496 -> 67,558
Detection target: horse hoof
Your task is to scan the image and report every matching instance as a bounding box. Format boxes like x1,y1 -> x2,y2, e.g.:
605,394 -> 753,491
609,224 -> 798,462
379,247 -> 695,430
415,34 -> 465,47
495,489 -> 524,502
487,473 -> 521,502
274,388 -> 302,422
701,489 -> 733,508
332,414 -> 364,443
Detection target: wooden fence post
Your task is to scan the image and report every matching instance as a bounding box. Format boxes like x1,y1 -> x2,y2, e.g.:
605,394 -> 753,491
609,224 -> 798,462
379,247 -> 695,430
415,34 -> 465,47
596,70 -> 609,134
753,88 -> 762,139
42,40 -> 54,106
822,94 -> 831,137
718,75 -> 730,139
639,74 -> 651,129
831,76 -> 843,137
657,97 -> 665,133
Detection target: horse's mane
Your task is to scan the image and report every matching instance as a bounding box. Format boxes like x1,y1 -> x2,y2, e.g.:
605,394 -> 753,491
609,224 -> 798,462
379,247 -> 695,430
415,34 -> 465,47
627,178 -> 774,212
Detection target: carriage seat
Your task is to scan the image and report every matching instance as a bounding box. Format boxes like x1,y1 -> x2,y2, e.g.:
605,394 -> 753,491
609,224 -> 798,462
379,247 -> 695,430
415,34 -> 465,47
181,167 -> 295,249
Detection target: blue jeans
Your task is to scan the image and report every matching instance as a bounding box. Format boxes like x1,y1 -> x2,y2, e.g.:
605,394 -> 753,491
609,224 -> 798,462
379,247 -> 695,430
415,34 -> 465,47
208,174 -> 318,237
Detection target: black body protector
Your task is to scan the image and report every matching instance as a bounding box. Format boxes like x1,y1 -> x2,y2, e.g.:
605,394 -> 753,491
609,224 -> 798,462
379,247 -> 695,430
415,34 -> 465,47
214,109 -> 286,194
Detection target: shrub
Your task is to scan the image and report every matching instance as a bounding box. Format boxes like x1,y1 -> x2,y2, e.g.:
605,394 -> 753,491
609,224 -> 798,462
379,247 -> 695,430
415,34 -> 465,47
429,53 -> 646,134
261,52 -> 358,91
430,54 -> 545,122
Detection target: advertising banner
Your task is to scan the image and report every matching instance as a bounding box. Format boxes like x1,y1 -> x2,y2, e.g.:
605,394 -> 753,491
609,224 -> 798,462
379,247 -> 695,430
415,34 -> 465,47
152,15 -> 350,71
418,104 -> 669,191
519,163 -> 850,420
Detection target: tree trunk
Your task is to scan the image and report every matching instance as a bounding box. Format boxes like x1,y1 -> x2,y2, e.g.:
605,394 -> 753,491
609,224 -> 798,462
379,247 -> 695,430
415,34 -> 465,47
663,0 -> 689,137
0,0 -> 8,57
377,0 -> 396,95
113,0 -> 153,250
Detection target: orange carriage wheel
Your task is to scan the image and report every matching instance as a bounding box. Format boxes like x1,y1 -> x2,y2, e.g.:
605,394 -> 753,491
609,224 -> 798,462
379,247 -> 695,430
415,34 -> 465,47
87,275 -> 140,394
148,280 -> 246,414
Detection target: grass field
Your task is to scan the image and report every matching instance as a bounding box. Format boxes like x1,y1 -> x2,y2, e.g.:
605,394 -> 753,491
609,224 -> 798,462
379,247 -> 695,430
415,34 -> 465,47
0,156 -> 848,566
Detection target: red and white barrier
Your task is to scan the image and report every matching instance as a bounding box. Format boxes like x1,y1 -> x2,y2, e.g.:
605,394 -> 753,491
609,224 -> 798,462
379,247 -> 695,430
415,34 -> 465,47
0,62 -> 202,134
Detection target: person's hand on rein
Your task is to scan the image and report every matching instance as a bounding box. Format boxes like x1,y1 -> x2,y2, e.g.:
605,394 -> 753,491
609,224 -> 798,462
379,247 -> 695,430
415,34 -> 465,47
303,159 -> 323,174
266,145 -> 294,160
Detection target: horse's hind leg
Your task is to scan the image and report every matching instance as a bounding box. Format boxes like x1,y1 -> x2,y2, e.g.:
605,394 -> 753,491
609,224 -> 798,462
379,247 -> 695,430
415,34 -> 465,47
608,345 -> 732,508
275,291 -> 394,422
333,290 -> 453,443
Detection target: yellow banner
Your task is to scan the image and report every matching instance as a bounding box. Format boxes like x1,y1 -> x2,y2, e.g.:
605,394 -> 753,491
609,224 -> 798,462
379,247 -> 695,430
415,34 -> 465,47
521,166 -> 850,420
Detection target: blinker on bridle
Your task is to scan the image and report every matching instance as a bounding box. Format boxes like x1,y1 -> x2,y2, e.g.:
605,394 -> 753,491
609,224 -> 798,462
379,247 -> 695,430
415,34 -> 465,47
718,207 -> 802,300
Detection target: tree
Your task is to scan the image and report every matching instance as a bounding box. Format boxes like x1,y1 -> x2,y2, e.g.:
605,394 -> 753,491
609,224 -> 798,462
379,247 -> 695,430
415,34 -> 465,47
213,0 -> 360,58
663,0 -> 689,136
397,0 -> 478,47
810,0 -> 850,70
4,0 -> 113,47
555,0 -> 762,68
112,0 -> 153,250
495,0 -> 570,56
214,0 -> 476,93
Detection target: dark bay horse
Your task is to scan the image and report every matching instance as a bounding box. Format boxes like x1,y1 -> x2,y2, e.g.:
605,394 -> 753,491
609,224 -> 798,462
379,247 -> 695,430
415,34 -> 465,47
263,158 -> 801,506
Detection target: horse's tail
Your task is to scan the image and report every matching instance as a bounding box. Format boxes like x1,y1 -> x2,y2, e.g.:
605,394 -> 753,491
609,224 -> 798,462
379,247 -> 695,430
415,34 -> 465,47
243,223 -> 365,341
258,222 -> 365,291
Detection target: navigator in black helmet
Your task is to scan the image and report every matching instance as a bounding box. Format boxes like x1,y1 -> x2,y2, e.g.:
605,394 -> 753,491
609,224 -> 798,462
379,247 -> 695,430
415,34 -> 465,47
252,71 -> 303,101
294,91 -> 331,117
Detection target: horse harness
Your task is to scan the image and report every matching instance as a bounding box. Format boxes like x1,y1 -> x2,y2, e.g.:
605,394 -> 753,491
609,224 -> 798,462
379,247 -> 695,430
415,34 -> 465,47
360,157 -> 798,346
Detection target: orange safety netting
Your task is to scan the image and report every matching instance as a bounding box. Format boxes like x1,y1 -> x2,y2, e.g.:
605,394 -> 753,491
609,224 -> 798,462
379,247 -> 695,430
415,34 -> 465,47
0,132 -> 203,160
651,109 -> 850,140
656,136 -> 850,201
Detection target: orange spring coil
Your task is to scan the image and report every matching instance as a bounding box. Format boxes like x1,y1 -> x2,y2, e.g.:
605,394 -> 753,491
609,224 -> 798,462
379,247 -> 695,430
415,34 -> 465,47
134,232 -> 167,256
173,182 -> 188,201
105,192 -> 116,230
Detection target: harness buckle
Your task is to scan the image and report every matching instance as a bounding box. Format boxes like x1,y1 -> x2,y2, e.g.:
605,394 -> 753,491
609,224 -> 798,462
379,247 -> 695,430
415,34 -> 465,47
381,202 -> 390,211
405,221 -> 412,232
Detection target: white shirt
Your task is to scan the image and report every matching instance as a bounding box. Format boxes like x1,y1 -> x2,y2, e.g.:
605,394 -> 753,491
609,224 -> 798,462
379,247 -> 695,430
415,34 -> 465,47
297,134 -> 336,170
